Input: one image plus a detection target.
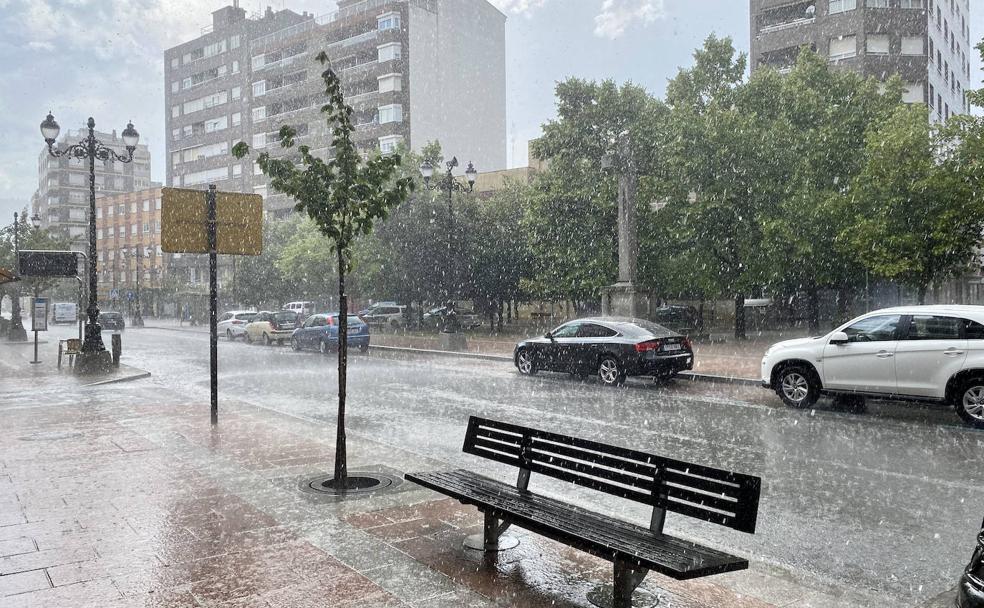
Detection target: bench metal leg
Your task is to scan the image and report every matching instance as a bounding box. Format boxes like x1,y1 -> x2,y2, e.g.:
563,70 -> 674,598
463,511 -> 519,552
586,558 -> 658,608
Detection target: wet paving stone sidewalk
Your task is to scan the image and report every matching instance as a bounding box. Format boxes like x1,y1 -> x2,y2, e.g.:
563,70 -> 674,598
0,384 -> 876,607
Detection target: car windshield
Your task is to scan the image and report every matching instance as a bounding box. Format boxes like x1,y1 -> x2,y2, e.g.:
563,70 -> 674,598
236,313 -> 256,321
329,315 -> 365,326
273,312 -> 296,323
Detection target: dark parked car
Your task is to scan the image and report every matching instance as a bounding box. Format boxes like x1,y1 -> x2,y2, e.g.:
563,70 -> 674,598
959,520 -> 984,608
652,305 -> 699,331
421,306 -> 481,330
98,311 -> 125,331
513,317 -> 693,386
290,313 -> 370,354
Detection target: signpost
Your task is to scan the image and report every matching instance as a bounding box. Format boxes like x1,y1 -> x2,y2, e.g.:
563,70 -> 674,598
161,186 -> 262,425
31,296 -> 47,364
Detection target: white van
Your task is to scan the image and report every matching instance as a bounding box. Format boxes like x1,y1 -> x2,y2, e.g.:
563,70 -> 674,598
283,301 -> 316,320
52,302 -> 78,324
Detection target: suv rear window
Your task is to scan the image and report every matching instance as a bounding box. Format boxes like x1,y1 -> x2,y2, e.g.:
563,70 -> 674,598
905,315 -> 961,340
274,311 -> 297,322
236,313 -> 256,321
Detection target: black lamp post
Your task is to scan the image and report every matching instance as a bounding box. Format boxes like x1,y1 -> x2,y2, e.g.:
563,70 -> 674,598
8,212 -> 28,341
419,156 -> 477,334
41,112 -> 139,373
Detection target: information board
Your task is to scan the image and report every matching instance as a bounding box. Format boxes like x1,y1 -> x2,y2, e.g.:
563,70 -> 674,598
32,297 -> 48,332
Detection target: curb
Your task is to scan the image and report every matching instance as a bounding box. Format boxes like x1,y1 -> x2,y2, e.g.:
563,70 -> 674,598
82,369 -> 152,386
370,344 -> 513,363
142,325 -> 209,334
370,344 -> 762,385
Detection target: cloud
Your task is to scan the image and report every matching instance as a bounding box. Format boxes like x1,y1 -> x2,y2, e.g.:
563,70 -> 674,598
490,0 -> 550,15
593,0 -> 665,39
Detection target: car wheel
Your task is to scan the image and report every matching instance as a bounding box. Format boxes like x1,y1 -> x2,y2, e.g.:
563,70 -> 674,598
832,393 -> 866,414
291,337 -> 301,351
956,378 -> 984,429
245,332 -> 253,344
776,365 -> 820,409
263,333 -> 272,346
516,348 -> 537,375
598,356 -> 625,386
390,319 -> 400,330
359,343 -> 369,353
319,339 -> 330,355
277,340 -> 284,346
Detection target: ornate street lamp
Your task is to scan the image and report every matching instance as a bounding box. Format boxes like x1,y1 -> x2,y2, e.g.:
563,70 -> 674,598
8,212 -> 28,341
419,156 -> 477,335
41,112 -> 139,373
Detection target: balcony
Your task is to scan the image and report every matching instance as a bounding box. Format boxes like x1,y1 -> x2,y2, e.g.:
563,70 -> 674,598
759,17 -> 815,35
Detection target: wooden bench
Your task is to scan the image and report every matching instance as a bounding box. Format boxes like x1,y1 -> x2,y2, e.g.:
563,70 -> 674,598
405,416 -> 761,608
57,338 -> 82,369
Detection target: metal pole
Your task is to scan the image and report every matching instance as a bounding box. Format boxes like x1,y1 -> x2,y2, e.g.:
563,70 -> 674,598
133,247 -> 143,326
9,213 -> 27,341
207,184 -> 218,425
81,118 -> 107,356
31,285 -> 39,364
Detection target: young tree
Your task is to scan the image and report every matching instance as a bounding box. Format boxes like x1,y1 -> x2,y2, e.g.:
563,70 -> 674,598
233,52 -> 413,489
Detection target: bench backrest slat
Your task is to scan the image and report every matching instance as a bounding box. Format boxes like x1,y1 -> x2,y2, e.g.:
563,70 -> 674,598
462,416 -> 761,534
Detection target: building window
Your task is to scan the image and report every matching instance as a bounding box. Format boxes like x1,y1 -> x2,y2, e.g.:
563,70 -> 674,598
902,82 -> 924,103
377,104 -> 403,124
232,60 -> 239,74
865,0 -> 888,6
901,36 -> 924,55
378,42 -> 402,62
96,228 -> 102,240
899,0 -> 924,8
829,0 -> 856,14
143,200 -> 150,212
866,34 -> 889,54
378,135 -> 402,155
232,86 -> 241,100
252,81 -> 266,97
232,112 -> 241,126
233,164 -> 242,177
231,35 -> 240,49
171,105 -> 180,118
252,133 -> 266,149
378,73 -> 402,93
96,208 -> 102,219
252,107 -> 266,122
377,12 -> 400,31
171,81 -> 179,93
170,57 -> 179,69
130,202 -> 137,213
143,223 -> 150,234
117,204 -> 125,214
251,54 -> 265,71
156,198 -> 161,210
829,35 -> 857,60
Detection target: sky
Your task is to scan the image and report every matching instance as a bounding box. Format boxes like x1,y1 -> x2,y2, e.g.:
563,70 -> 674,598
0,0 -> 981,223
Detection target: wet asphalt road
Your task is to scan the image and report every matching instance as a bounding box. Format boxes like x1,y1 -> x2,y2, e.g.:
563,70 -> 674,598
44,324 -> 984,606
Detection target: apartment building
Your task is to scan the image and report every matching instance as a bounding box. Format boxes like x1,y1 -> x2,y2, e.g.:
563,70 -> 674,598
165,0 -> 506,218
750,0 -> 971,121
33,127 -> 153,251
93,187 -> 169,312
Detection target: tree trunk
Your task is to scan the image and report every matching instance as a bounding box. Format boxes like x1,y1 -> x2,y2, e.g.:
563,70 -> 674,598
696,300 -> 705,335
807,286 -> 820,335
507,299 -> 513,324
836,286 -> 851,325
497,299 -> 504,333
917,283 -> 927,305
334,248 -> 348,487
734,292 -> 746,341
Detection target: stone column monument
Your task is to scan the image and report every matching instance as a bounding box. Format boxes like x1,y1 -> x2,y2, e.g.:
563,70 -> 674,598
602,132 -> 650,318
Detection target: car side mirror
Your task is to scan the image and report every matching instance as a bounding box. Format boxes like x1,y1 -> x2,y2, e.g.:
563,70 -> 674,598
829,331 -> 849,345
545,332 -> 554,341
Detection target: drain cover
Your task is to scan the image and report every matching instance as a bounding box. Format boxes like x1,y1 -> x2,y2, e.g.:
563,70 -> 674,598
300,472 -> 401,497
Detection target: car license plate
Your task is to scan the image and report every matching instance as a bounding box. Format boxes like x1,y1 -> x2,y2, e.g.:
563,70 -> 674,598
663,344 -> 682,352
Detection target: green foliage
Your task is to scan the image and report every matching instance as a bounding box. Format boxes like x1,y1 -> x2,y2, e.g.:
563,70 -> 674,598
841,104 -> 983,303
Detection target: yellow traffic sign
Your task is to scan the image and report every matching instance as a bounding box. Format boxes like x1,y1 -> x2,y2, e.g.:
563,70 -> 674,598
161,187 -> 263,255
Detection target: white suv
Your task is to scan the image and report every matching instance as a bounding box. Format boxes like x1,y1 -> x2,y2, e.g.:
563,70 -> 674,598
761,305 -> 984,428
362,305 -> 406,329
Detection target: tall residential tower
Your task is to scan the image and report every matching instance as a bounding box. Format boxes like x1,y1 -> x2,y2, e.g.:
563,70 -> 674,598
165,0 -> 506,217
750,0 -> 971,121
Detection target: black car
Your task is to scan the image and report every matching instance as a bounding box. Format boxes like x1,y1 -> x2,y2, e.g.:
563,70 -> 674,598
98,311 -> 125,331
959,520 -> 984,608
513,317 -> 693,386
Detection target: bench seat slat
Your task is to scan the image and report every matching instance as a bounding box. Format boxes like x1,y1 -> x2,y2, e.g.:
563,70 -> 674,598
406,469 -> 748,580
